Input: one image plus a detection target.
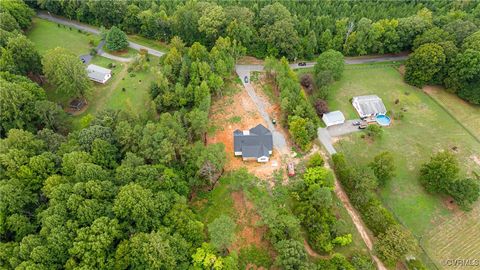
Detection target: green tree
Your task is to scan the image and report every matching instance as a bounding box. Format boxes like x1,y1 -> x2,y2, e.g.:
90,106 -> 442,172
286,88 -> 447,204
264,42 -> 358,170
0,12 -> 20,32
198,4 -> 226,42
369,151 -> 395,187
67,217 -> 121,269
288,116 -> 314,151
0,0 -> 34,29
0,72 -> 46,136
412,27 -> 453,49
448,178 -> 480,211
208,215 -> 236,253
34,100 -> 69,133
314,49 -> 344,88
0,35 -> 42,75
274,240 -> 308,270
43,47 -> 92,99
105,26 -> 129,51
419,151 -> 459,194
113,183 -> 164,232
405,43 -> 446,87
374,225 -> 418,267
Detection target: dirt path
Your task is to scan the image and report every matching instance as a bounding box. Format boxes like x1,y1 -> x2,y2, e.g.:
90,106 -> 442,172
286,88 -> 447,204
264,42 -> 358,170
320,151 -> 388,270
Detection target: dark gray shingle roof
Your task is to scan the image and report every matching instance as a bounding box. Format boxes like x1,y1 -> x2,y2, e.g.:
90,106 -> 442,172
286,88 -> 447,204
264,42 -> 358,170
233,124 -> 273,158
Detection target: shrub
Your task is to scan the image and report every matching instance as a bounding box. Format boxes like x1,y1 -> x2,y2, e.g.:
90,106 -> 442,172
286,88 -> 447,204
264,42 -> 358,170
419,151 -> 459,194
89,48 -> 97,56
448,178 -> 480,211
300,73 -> 314,93
369,151 -> 395,187
351,254 -> 376,270
365,125 -> 383,140
314,99 -> 329,116
307,153 -> 324,168
375,225 -> 418,267
406,258 -> 428,270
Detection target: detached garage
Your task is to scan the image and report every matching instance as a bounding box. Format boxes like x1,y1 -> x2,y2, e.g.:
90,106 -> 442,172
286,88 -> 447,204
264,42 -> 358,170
322,111 -> 345,127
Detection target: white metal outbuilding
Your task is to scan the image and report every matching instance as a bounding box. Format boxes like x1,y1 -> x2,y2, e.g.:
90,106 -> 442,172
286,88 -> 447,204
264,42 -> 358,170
322,111 -> 346,127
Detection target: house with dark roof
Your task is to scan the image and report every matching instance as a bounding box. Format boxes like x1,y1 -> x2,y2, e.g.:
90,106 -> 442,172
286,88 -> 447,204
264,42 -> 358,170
233,124 -> 273,162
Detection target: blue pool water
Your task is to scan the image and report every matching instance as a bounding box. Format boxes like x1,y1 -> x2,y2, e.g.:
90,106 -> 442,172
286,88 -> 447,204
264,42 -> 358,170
376,115 -> 391,126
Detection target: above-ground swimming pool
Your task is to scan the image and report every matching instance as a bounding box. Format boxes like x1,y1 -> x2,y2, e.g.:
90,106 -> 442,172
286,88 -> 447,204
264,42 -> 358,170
376,115 -> 391,126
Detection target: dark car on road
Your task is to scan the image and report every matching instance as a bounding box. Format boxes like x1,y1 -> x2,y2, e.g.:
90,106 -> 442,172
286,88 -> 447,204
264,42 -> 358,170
298,62 -> 307,66
244,76 -> 248,83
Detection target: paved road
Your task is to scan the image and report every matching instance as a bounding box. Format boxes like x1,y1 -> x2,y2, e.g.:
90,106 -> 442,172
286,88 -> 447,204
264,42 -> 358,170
235,54 -> 408,75
37,12 -> 165,58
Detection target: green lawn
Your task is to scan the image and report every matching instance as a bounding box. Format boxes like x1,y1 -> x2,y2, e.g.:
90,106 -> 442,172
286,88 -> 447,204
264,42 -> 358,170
103,47 -> 139,58
424,86 -> 480,140
81,56 -> 155,117
128,34 -> 169,52
328,66 -> 480,268
27,17 -> 99,55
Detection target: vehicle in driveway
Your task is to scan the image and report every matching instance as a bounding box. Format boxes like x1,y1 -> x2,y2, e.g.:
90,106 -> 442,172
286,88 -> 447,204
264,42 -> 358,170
358,122 -> 368,129
287,162 -> 295,177
298,62 -> 307,66
352,121 -> 361,126
244,76 -> 248,83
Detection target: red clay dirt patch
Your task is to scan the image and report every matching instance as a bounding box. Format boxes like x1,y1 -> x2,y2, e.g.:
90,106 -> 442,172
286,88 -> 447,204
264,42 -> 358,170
207,85 -> 283,180
229,191 -> 275,259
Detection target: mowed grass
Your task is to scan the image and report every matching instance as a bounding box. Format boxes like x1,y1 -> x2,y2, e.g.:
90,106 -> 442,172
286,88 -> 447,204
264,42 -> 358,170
329,66 -> 480,267
27,17 -> 99,55
83,56 -> 155,117
128,34 -> 169,52
424,86 -> 480,140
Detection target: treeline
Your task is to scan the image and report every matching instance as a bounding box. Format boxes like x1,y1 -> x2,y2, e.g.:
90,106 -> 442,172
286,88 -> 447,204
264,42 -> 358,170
0,0 -> 71,137
32,0 -> 479,59
405,28 -> 480,104
332,153 -> 421,268
265,57 -> 318,150
0,1 -> 258,269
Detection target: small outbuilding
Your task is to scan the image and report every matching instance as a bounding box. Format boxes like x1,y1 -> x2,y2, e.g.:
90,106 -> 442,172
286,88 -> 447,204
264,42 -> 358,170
352,95 -> 387,118
233,124 -> 273,162
86,64 -> 111,84
322,111 -> 346,127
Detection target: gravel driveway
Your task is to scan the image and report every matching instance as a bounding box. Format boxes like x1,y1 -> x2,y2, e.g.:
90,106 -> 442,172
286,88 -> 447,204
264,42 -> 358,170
317,120 -> 362,154
236,69 -> 288,154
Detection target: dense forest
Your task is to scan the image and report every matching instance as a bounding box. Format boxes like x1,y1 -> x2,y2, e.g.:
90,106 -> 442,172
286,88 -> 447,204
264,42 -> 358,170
1,0 -> 479,269
28,0 -> 480,59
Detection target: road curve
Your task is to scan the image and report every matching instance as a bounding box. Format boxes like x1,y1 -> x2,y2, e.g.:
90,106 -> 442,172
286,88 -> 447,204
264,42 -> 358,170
37,12 -> 165,58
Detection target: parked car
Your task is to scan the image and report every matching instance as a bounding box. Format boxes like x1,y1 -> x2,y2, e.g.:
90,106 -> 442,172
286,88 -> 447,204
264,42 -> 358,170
244,76 -> 248,83
358,122 -> 368,129
272,119 -> 276,125
287,162 -> 295,177
298,62 -> 307,66
352,121 -> 361,126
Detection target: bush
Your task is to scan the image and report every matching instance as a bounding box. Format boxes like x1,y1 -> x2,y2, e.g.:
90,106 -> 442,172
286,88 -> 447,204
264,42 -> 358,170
351,254 -> 376,270
307,153 -> 324,168
419,151 -> 459,194
448,178 -> 480,211
314,99 -> 329,117
89,48 -> 97,56
300,74 -> 315,94
375,225 -> 418,267
365,125 -> 383,140
274,240 -> 308,269
369,151 -> 395,187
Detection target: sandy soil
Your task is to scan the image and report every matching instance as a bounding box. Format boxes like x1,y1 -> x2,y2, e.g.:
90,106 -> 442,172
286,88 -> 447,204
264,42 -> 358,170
230,191 -> 275,264
236,56 -> 265,65
207,85 -> 285,180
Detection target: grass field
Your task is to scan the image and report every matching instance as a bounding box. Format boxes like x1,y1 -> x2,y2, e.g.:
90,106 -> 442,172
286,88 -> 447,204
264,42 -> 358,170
424,86 -> 480,141
328,66 -> 480,268
128,35 -> 169,52
27,17 -> 99,55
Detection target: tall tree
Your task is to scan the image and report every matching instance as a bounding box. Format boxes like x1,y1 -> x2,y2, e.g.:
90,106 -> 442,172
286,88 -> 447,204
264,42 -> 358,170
42,47 -> 92,99
369,151 -> 396,187
105,26 -> 129,51
0,35 -> 42,75
404,43 -> 446,87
